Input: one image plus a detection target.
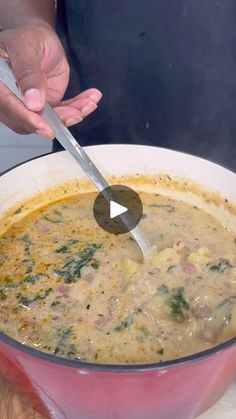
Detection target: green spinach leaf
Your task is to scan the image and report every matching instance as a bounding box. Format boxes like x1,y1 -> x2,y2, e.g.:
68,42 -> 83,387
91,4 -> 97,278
168,287 -> 189,322
56,244 -> 101,283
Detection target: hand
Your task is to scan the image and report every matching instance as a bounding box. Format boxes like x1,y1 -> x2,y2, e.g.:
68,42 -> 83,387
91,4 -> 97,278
0,22 -> 102,139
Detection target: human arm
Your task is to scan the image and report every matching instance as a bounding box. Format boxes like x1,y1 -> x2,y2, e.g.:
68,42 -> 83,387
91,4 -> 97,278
0,0 -> 102,138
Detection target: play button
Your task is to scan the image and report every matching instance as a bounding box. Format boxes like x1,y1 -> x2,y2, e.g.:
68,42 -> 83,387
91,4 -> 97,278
110,201 -> 128,219
93,184 -> 143,235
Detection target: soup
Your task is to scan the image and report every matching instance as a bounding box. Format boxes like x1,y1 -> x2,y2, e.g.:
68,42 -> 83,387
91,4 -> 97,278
0,190 -> 235,364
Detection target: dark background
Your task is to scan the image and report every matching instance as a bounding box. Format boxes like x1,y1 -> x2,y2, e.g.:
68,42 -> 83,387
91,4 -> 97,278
56,0 -> 236,171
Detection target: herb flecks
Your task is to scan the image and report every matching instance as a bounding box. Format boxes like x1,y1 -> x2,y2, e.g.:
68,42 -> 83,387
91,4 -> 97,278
210,259 -> 233,273
14,207 -> 22,214
54,327 -> 74,356
19,235 -> 33,252
114,309 -> 141,332
4,273 -> 47,290
91,260 -> 100,270
23,273 -> 46,285
168,287 -> 189,322
19,288 -> 52,307
167,265 -> 178,274
0,290 -> 7,302
51,301 -> 61,307
56,244 -> 101,283
216,296 -> 236,309
44,210 -> 63,224
23,259 -> 35,274
149,204 -> 175,213
214,296 -> 236,323
114,314 -> 135,331
136,326 -> 150,342
157,284 -> 169,294
55,239 -> 79,254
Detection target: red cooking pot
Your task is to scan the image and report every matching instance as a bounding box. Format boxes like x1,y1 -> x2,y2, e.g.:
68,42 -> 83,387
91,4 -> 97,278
0,145 -> 235,419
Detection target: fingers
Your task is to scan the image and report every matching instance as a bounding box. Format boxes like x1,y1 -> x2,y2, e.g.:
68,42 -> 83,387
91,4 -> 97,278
0,82 -> 54,138
54,88 -> 102,127
0,25 -> 102,138
10,52 -> 46,113
54,100 -> 97,127
1,31 -> 46,112
53,106 -> 83,126
60,88 -> 102,106
0,80 -> 102,138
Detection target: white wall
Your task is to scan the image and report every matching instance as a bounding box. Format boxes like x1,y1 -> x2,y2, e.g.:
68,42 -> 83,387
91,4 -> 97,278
0,125 -> 51,173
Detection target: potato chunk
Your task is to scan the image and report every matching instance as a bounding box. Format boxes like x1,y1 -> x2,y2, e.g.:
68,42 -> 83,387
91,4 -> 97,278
188,246 -> 212,266
123,258 -> 139,276
152,248 -> 180,270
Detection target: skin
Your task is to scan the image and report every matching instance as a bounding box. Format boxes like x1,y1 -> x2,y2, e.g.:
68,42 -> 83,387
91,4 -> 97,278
0,0 -> 102,139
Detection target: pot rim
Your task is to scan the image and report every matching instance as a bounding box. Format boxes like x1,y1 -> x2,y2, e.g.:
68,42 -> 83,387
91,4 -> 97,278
0,145 -> 235,372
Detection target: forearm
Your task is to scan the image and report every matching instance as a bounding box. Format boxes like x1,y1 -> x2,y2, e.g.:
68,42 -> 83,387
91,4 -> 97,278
0,0 -> 56,29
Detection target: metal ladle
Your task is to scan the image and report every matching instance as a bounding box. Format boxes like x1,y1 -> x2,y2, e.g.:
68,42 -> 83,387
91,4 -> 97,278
0,59 -> 152,260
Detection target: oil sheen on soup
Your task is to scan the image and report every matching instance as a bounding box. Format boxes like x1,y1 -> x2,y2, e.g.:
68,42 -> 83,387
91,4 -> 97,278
0,191 -> 235,364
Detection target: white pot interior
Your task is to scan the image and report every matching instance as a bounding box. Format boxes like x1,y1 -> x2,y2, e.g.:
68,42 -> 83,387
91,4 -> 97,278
0,145 -> 235,233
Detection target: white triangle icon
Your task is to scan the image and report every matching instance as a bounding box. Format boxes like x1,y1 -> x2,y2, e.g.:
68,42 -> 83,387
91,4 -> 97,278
110,200 -> 128,219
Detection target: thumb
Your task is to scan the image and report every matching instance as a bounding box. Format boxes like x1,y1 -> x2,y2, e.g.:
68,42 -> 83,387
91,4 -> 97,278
7,44 -> 46,112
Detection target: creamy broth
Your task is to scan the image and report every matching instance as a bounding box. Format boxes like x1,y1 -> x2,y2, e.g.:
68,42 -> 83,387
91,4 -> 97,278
0,191 -> 235,364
